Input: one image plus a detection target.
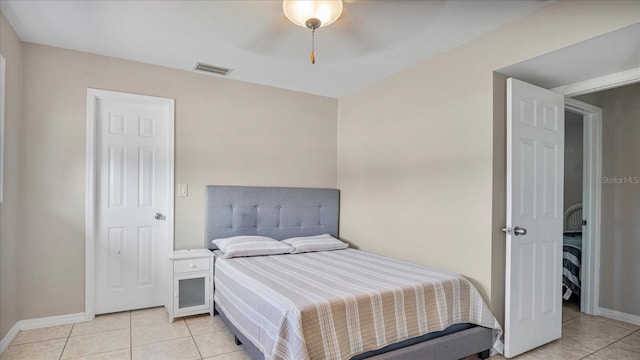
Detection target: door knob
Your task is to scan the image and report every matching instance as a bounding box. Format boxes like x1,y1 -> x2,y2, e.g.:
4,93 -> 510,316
513,226 -> 527,236
501,227 -> 527,235
155,213 -> 165,220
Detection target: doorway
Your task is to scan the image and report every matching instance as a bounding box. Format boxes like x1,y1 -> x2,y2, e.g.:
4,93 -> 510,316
563,98 -> 603,317
568,83 -> 640,324
561,109 -> 584,313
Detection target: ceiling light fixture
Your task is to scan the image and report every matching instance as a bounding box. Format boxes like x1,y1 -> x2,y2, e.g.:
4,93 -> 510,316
283,0 -> 343,64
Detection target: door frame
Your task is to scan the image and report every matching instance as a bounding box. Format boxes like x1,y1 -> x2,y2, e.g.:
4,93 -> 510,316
543,68 -> 638,316
556,69 -> 640,322
564,98 -> 602,316
85,88 -> 175,318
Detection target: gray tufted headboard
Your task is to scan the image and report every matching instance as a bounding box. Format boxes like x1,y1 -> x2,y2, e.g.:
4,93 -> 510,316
205,186 -> 339,250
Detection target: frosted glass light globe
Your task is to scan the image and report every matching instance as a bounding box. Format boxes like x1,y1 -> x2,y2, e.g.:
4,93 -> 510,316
283,0 -> 343,29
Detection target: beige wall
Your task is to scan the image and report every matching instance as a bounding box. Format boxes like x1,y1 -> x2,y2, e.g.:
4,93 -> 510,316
564,111 -> 584,212
0,12 -> 23,339
337,0 -> 640,321
17,44 -> 337,319
576,83 -> 640,316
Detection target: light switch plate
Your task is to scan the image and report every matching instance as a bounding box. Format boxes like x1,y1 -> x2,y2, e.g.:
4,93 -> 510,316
178,184 -> 188,197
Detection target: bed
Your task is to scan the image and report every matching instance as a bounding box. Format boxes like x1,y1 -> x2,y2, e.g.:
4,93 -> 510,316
205,185 -> 502,360
562,203 -> 583,300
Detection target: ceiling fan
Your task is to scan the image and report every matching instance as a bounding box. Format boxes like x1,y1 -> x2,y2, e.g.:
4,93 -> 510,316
242,0 -> 430,64
242,0 -> 379,64
282,0 -> 344,64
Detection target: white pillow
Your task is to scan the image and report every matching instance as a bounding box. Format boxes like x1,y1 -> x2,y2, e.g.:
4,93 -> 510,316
283,234 -> 348,254
213,236 -> 293,259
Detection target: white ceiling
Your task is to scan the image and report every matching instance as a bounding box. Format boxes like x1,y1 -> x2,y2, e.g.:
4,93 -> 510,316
499,22 -> 640,90
0,0 -> 553,98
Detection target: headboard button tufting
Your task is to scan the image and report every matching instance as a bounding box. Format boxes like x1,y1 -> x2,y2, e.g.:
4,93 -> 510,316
205,186 -> 339,249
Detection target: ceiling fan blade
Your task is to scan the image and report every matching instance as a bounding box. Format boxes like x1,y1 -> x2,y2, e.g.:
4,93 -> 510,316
241,14 -> 294,55
330,0 -> 436,57
332,6 -> 385,56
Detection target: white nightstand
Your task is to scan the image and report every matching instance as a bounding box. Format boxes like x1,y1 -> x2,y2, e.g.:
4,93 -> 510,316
169,249 -> 214,322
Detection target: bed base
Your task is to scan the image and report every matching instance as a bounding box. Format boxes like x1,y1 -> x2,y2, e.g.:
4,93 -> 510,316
215,304 -> 493,360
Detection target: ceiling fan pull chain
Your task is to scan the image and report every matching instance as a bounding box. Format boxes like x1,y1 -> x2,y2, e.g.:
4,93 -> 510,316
310,27 -> 316,64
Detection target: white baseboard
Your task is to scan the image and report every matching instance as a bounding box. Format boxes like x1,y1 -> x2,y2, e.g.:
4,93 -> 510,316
17,312 -> 91,331
0,322 -> 20,355
0,312 -> 92,355
596,307 -> 640,326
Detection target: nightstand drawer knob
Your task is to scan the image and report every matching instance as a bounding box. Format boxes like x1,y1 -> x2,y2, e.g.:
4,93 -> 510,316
173,257 -> 209,273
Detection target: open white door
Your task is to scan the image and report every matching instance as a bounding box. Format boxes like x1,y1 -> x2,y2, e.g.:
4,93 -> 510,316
504,78 -> 564,358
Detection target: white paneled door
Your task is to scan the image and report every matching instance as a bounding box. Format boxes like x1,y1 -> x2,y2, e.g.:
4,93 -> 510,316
504,78 -> 564,358
94,91 -> 174,314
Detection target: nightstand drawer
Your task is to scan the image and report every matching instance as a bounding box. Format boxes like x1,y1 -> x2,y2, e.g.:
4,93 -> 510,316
174,258 -> 210,273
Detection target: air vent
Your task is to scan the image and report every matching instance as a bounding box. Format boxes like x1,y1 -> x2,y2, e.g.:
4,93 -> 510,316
194,62 -> 232,76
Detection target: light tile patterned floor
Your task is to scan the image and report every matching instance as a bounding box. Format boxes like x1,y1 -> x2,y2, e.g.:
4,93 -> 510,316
2,302 -> 639,359
1,307 -> 250,360
463,301 -> 640,360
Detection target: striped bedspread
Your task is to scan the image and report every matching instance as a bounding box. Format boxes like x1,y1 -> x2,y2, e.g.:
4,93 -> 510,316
214,249 -> 502,360
562,242 -> 582,300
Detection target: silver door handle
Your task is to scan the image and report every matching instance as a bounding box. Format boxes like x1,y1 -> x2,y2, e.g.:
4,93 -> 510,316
155,213 -> 165,220
501,227 -> 527,235
513,226 -> 527,236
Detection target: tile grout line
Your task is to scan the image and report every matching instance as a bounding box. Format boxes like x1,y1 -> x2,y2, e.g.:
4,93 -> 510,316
554,311 -> 613,360
185,317 -> 205,360
58,324 -> 73,360
130,311 -> 133,360
559,312 -> 594,358
587,328 -> 640,358
575,322 -> 639,359
576,339 -> 605,359
597,319 -> 640,332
